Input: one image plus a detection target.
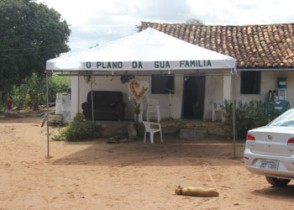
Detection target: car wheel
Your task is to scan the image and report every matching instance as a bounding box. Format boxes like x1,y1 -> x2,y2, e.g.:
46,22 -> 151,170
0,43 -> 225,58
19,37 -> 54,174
265,176 -> 290,187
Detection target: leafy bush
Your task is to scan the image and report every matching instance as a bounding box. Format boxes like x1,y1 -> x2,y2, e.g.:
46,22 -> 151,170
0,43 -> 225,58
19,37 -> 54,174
10,73 -> 70,110
49,76 -> 71,102
57,113 -> 101,141
221,100 -> 269,140
10,73 -> 45,110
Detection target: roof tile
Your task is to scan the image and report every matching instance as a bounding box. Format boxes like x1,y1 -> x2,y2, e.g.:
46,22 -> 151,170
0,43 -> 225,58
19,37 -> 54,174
138,22 -> 294,69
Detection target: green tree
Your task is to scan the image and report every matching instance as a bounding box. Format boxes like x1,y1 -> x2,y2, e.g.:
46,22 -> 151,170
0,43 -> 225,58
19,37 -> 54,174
10,73 -> 70,110
0,0 -> 70,93
185,18 -> 204,25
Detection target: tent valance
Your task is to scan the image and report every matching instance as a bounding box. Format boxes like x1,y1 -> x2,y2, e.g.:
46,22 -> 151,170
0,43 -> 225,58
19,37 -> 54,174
46,28 -> 236,73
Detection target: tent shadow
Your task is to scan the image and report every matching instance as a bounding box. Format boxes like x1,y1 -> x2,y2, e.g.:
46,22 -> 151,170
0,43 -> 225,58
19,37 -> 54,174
52,135 -> 245,166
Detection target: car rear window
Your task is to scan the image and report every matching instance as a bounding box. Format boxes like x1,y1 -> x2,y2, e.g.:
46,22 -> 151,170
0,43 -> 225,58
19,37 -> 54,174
268,109 -> 294,126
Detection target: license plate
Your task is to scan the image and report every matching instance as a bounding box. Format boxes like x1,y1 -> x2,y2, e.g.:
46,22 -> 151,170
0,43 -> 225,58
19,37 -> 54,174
260,160 -> 279,170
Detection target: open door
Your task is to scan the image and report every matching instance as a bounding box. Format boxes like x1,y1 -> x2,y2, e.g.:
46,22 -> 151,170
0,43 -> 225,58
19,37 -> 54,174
182,76 -> 205,119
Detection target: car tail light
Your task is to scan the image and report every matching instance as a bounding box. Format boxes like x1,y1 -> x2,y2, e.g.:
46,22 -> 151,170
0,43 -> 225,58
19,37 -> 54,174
246,134 -> 255,141
287,137 -> 294,145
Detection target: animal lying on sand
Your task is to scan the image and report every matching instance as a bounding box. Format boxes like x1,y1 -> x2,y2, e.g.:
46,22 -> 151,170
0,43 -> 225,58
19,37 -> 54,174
175,185 -> 219,197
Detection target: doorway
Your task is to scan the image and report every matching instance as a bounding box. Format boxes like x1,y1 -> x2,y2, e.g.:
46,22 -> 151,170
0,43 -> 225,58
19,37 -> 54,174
182,76 -> 205,119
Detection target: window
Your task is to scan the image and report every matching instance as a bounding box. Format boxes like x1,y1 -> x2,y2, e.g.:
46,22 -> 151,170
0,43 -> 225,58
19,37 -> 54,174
151,75 -> 175,94
240,71 -> 261,94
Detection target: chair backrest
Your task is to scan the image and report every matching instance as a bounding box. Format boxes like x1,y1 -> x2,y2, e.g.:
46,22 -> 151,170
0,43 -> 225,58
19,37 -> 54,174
212,101 -> 222,111
146,98 -> 160,122
211,101 -> 223,121
213,102 -> 218,110
147,98 -> 158,109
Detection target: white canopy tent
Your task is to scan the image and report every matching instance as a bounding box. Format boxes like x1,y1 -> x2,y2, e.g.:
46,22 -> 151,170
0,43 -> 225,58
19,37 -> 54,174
45,28 -> 237,158
46,28 -> 235,73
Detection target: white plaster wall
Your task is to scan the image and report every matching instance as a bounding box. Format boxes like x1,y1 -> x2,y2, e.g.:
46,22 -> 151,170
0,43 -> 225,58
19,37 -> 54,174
70,74 -> 232,121
145,75 -> 184,119
235,71 -> 294,108
70,71 -> 294,121
223,76 -> 232,100
204,75 -> 221,120
71,75 -> 184,120
70,76 -> 79,120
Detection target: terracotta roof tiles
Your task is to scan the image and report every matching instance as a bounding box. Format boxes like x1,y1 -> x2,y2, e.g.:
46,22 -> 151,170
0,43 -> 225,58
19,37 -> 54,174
138,22 -> 294,69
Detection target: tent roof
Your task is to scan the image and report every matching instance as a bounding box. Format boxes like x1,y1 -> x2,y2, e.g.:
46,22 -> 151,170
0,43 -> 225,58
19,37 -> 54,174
46,28 -> 236,73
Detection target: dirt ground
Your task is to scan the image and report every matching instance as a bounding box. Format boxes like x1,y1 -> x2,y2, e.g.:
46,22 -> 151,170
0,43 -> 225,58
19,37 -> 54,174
0,111 -> 294,210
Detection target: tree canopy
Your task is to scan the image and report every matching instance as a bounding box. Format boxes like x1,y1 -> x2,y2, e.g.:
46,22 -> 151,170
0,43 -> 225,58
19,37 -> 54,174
185,18 -> 204,25
0,0 -> 71,92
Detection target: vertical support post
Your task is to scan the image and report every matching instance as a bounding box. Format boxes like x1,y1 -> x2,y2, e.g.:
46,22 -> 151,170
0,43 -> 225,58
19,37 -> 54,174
0,91 -> 2,108
91,79 -> 94,121
232,70 -> 237,159
168,92 -> 172,120
46,72 -> 50,159
77,75 -> 80,113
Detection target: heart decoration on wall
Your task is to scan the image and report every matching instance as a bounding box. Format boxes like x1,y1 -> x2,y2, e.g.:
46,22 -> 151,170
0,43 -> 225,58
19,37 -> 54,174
128,79 -> 149,102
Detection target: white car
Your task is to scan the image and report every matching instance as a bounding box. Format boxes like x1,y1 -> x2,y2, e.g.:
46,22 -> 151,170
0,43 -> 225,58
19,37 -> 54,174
244,108 -> 294,187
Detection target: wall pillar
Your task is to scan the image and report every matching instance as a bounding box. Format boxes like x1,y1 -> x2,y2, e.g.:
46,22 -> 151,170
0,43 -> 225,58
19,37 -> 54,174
223,75 -> 232,100
71,76 -> 79,120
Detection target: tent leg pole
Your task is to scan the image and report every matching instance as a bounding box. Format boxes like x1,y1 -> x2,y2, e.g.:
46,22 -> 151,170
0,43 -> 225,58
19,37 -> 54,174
91,79 -> 94,121
233,100 -> 236,159
46,73 -> 50,159
232,72 -> 237,159
77,76 -> 80,113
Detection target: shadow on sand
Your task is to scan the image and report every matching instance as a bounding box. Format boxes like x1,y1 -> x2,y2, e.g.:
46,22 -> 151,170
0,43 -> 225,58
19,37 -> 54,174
52,135 -> 245,167
252,184 -> 294,200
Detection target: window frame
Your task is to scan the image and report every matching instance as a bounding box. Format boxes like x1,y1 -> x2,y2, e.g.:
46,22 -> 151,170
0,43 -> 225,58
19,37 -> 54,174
240,71 -> 261,95
151,74 -> 175,94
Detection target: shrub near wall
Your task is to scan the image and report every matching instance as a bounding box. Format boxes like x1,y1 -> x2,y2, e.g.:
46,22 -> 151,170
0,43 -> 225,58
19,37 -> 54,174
58,113 -> 101,141
221,100 -> 269,140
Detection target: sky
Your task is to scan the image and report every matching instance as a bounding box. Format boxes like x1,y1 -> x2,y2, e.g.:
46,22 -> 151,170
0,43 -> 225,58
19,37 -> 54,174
35,0 -> 294,53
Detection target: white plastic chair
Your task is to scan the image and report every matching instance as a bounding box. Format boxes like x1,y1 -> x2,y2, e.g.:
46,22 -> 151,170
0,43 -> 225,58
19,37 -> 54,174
143,121 -> 163,144
146,98 -> 160,122
211,101 -> 222,121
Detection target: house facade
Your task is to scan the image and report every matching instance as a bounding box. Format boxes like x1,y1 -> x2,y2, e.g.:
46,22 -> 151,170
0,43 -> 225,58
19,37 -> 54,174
68,22 -> 294,122
71,73 -> 232,121
136,22 -> 294,120
63,28 -> 235,122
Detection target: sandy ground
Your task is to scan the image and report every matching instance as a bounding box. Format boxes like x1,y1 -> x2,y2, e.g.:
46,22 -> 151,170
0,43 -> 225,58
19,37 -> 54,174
0,111 -> 294,210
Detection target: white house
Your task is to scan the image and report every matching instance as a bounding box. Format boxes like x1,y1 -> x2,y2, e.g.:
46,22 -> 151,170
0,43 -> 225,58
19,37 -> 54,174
138,22 -> 294,118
